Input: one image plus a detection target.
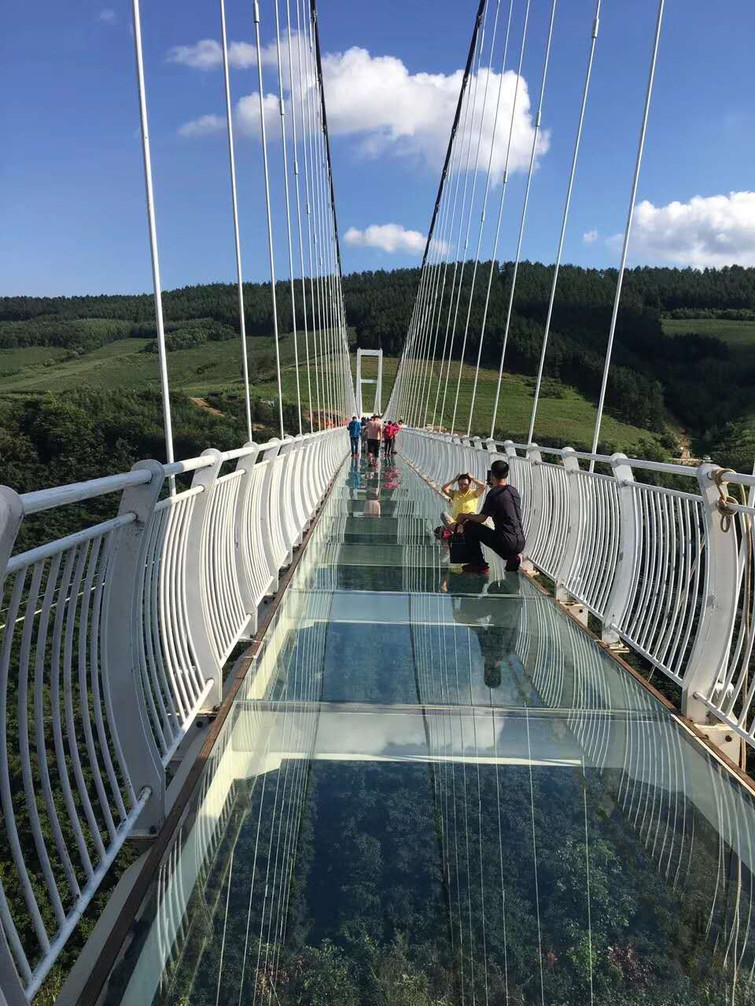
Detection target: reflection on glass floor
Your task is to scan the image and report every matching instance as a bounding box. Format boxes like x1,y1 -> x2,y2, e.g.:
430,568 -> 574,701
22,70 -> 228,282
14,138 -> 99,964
109,456 -> 755,1006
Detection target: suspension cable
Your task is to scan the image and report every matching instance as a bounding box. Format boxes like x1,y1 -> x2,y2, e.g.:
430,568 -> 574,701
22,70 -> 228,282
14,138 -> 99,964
298,0 -> 323,429
219,0 -> 253,442
490,0 -> 557,442
590,0 -> 665,469
466,0 -> 532,437
253,0 -> 285,438
287,0 -> 314,431
420,167 -> 460,426
527,0 -> 601,446
274,0 -> 303,435
429,74 -> 479,429
439,10 -> 491,432
130,0 -> 175,478
421,0 -> 488,269
449,0 -> 511,436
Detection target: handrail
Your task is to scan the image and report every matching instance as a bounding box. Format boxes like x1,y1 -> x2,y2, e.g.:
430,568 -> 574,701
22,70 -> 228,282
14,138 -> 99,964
399,427 -> 754,754
21,469 -> 152,513
0,426 -> 349,1001
18,432 -> 313,514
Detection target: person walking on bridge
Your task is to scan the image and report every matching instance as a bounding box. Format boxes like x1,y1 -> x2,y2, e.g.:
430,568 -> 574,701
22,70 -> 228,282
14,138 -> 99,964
383,419 -> 398,457
365,414 -> 382,466
456,459 -> 524,574
347,415 -> 362,456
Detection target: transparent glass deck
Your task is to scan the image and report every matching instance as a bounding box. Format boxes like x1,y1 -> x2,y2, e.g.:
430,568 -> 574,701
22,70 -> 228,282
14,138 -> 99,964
108,456 -> 755,1006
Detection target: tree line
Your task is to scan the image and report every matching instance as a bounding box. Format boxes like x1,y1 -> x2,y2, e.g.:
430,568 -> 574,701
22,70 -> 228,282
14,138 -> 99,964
2,261 -> 755,458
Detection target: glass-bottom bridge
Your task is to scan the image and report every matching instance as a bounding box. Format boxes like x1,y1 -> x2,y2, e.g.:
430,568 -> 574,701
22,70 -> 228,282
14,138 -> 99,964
105,455 -> 755,1006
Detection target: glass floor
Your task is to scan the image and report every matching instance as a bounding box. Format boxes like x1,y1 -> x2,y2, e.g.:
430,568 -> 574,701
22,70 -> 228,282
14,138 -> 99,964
106,455 -> 755,1006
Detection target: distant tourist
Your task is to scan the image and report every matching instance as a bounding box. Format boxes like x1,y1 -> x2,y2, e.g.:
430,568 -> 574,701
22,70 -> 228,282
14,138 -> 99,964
383,419 -> 399,456
365,414 -> 382,465
456,460 -> 525,574
347,415 -> 362,456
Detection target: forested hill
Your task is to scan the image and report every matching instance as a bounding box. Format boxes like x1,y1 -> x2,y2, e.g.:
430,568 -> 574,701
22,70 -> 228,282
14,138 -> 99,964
2,262 -> 755,466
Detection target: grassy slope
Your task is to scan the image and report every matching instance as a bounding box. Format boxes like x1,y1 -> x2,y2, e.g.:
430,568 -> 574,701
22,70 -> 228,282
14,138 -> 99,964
271,350 -> 665,453
0,334 -> 298,394
0,332 -> 668,455
0,345 -> 72,377
661,317 -> 755,347
662,317 -> 755,423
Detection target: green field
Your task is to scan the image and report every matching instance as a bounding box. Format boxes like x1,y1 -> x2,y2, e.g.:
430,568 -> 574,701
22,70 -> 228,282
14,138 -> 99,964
0,331 -> 670,456
661,316 -> 755,350
0,333 -> 299,395
262,349 -> 667,454
0,345 -> 73,378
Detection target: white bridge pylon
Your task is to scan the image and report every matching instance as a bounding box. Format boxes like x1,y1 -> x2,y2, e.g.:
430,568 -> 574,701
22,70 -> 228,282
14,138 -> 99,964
355,348 -> 383,416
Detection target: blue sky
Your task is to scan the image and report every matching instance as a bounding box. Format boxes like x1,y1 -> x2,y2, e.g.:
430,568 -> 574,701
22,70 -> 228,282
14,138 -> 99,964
1,0 -> 754,296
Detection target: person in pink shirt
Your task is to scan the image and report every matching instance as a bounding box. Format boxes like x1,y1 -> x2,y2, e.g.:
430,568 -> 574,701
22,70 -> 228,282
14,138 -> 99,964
383,419 -> 399,456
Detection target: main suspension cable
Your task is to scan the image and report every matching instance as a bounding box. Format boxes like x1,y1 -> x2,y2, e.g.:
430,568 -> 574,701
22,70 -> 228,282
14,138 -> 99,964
253,0 -> 285,438
438,9 -> 491,431
527,0 -> 601,446
466,0 -> 532,438
490,0 -> 558,442
287,0 -> 314,431
274,0 -> 303,435
449,0 -> 512,436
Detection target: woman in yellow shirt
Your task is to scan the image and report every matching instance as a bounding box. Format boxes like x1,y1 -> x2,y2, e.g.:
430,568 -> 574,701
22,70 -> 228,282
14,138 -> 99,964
439,472 -> 487,533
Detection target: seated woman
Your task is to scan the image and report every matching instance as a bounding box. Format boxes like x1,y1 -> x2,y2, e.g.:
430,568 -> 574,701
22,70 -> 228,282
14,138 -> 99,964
437,472 -> 487,536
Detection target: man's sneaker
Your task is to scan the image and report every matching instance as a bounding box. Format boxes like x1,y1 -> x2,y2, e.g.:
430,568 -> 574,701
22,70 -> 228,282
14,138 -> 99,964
505,556 -> 521,572
462,563 -> 490,575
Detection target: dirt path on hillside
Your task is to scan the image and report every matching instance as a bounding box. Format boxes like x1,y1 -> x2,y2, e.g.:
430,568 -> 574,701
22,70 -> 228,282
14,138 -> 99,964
189,396 -> 223,417
676,432 -> 701,466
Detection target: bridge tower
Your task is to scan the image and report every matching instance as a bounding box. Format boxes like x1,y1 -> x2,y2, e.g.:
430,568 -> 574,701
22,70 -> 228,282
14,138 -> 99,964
355,348 -> 383,416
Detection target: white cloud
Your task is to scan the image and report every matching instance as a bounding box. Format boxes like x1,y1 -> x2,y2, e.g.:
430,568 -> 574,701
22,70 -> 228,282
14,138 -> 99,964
178,114 -> 226,138
622,192 -> 755,267
345,223 -> 428,255
167,38 -> 260,71
583,228 -> 599,245
173,39 -> 547,179
97,8 -> 116,24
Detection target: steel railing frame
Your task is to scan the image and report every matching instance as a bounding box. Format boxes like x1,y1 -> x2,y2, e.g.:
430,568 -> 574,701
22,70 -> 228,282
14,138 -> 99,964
399,427 -> 753,746
0,426 -> 347,1002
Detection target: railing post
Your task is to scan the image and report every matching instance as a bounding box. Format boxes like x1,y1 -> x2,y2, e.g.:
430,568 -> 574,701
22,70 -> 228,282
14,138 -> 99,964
185,449 -> 224,708
108,460 -> 167,832
0,492 -> 33,1001
258,440 -> 284,591
234,442 -> 261,639
554,447 -> 581,602
0,919 -> 26,1006
292,434 -> 314,529
277,437 -> 299,556
0,486 -> 23,581
522,443 -> 543,569
601,453 -> 636,647
681,463 -> 740,722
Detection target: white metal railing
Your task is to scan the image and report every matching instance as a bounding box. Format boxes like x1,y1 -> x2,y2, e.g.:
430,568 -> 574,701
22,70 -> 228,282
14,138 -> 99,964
0,426 -> 347,1002
399,428 -> 755,746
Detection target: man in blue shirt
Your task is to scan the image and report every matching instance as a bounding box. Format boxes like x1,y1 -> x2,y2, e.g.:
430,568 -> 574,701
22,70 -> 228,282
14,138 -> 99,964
347,415 -> 362,456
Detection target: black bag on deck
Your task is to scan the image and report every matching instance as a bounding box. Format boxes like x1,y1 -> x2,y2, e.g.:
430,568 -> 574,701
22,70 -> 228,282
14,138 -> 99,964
449,533 -> 472,564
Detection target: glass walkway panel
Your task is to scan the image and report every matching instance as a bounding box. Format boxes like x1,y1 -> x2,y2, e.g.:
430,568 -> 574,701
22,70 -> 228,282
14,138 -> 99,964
105,457 -> 755,1006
